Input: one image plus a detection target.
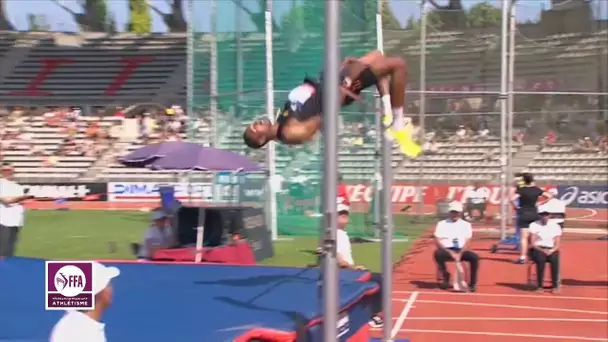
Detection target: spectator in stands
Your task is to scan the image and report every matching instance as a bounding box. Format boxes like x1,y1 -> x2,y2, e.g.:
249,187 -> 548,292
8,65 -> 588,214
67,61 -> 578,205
573,137 -> 597,153
453,125 -> 467,142
15,128 -> 33,152
50,262 -> 120,342
423,138 -> 439,154
544,130 -> 557,145
477,126 -> 490,140
513,130 -> 525,144
528,205 -> 562,293
86,121 -> 101,141
1,130 -> 14,151
65,120 -> 78,138
433,201 -> 479,292
465,126 -> 476,140
66,107 -> 81,122
599,137 -> 608,154
335,203 -> 384,328
0,162 -> 32,258
114,106 -> 125,119
137,210 -> 175,260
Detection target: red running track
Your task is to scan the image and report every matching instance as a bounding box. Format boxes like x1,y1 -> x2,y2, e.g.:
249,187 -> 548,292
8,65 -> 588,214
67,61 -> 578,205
372,237 -> 608,341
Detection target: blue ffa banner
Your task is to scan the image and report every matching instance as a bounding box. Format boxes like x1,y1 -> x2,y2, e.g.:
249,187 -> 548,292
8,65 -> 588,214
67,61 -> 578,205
557,185 -> 608,209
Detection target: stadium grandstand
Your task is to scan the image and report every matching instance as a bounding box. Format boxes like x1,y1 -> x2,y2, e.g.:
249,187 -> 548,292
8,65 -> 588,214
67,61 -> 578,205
0,27 -> 605,185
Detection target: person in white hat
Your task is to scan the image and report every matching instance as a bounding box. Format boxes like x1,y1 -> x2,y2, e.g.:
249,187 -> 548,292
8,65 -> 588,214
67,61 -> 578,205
137,209 -> 175,260
542,188 -> 566,229
50,262 -> 121,342
528,205 -> 562,293
334,203 -> 385,328
433,201 -> 479,292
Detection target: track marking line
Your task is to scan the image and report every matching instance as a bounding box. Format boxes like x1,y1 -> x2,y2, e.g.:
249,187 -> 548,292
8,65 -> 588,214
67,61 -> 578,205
391,291 -> 418,339
403,317 -> 608,323
398,299 -> 608,315
397,329 -> 608,341
393,290 -> 608,301
575,209 -> 599,220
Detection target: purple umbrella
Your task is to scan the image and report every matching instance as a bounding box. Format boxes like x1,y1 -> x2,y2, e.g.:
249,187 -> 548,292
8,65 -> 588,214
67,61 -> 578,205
119,141 -> 186,166
120,141 -> 261,172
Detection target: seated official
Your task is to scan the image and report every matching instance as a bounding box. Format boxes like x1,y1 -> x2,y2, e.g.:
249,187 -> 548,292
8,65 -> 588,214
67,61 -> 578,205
137,210 -> 176,260
528,206 -> 562,293
335,203 -> 384,328
433,201 -> 479,292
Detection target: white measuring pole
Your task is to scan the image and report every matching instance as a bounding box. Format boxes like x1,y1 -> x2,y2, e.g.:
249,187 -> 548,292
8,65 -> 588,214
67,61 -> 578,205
265,0 -> 278,241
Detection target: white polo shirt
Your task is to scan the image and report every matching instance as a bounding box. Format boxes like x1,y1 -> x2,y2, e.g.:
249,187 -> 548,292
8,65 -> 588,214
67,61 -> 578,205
0,178 -> 25,227
138,225 -> 173,258
529,221 -> 562,248
434,219 -> 473,249
337,229 -> 354,266
50,311 -> 106,342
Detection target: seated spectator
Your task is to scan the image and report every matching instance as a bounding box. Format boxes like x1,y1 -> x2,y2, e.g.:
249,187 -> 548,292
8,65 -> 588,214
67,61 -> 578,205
465,126 -> 476,140
15,128 -> 33,151
423,139 -> 439,154
44,109 -> 61,127
86,121 -> 101,140
453,125 -> 467,142
513,130 -> 525,144
433,201 -> 479,292
137,210 -> 175,260
528,205 -> 562,293
477,127 -> 490,140
599,136 -> 608,154
335,203 -> 384,328
573,137 -> 598,153
65,121 -> 78,138
0,131 -> 14,151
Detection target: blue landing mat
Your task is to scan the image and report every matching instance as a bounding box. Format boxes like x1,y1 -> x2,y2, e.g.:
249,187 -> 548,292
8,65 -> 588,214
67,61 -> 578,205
0,258 -> 376,342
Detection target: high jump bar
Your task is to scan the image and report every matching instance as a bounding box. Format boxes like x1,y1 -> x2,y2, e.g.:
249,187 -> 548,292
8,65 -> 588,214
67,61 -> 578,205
376,91 -> 608,96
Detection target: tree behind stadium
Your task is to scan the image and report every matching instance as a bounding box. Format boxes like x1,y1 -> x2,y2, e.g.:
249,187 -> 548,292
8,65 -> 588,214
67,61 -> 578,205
148,0 -> 187,32
51,0 -> 110,32
126,0 -> 152,34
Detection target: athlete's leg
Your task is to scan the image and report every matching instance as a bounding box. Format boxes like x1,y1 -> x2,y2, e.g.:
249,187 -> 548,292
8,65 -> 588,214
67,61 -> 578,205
367,56 -> 408,130
343,51 -> 408,129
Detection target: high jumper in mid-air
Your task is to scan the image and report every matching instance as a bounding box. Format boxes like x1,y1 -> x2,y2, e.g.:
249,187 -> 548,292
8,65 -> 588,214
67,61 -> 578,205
242,50 -> 422,158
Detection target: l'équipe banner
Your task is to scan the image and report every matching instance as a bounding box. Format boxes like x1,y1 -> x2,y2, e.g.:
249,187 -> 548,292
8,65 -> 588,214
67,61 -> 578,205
557,185 -> 608,209
108,182 -> 213,202
343,183 -> 554,206
22,183 -> 107,201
